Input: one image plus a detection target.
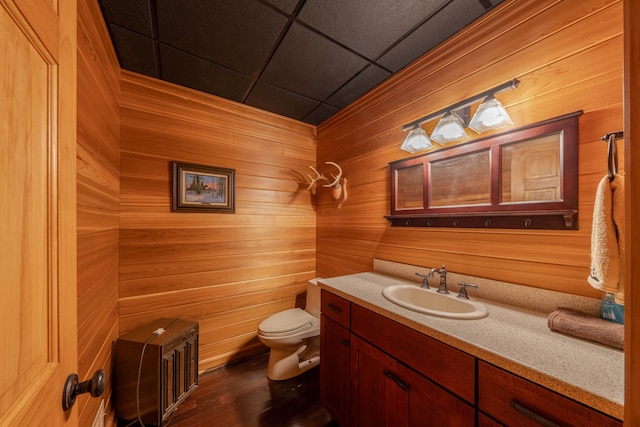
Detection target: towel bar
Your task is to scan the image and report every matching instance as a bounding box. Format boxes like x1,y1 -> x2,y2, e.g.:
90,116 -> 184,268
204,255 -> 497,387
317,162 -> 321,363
602,131 -> 623,181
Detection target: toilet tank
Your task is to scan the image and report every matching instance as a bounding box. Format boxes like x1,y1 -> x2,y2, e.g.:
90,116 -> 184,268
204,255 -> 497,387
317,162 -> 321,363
305,278 -> 322,318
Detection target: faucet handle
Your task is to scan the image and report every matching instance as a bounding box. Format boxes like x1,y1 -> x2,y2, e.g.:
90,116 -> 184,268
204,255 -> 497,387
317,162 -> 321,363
415,272 -> 430,289
457,282 -> 478,300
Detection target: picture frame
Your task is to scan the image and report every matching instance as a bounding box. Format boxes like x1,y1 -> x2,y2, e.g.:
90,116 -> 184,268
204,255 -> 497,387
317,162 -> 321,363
172,161 -> 235,213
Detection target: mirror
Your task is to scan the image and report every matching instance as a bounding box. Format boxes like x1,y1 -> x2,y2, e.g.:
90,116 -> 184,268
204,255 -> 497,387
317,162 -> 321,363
501,134 -> 561,203
395,163 -> 424,210
387,111 -> 581,229
430,149 -> 491,207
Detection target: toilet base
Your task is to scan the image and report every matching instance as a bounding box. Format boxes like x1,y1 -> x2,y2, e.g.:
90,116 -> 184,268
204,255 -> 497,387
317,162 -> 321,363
266,337 -> 320,381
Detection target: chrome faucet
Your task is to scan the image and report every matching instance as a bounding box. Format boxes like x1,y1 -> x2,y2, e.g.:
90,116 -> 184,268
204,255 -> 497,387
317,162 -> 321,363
415,272 -> 430,289
428,264 -> 448,294
457,282 -> 478,300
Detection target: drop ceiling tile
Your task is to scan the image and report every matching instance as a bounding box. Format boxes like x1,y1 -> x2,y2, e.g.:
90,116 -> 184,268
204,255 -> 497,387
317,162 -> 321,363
99,0 -> 154,36
99,0 -> 503,125
156,0 -> 288,76
110,25 -> 158,77
262,0 -> 300,15
378,0 -> 488,72
261,22 -> 369,101
245,81 -> 320,121
326,64 -> 391,108
297,0 -> 444,60
304,104 -> 339,126
160,44 -> 252,102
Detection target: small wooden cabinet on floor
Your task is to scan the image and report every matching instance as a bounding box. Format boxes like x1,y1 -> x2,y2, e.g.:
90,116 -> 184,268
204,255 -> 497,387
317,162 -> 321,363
319,290 -> 623,427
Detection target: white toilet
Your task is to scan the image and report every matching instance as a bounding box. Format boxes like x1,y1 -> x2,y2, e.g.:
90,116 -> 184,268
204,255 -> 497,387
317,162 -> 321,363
258,278 -> 322,380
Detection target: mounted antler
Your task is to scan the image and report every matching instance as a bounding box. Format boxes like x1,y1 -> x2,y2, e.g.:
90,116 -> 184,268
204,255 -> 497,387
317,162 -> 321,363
306,166 -> 329,193
306,162 -> 349,208
322,162 -> 343,189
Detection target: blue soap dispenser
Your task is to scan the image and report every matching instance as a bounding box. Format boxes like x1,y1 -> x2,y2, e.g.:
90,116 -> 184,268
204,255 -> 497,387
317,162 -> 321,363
601,293 -> 624,324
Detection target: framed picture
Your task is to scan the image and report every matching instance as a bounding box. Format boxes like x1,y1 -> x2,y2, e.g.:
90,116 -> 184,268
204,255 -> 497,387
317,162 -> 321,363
172,161 -> 235,213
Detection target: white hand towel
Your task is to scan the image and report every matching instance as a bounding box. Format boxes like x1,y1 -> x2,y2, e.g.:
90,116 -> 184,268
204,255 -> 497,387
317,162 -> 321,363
612,174 -> 625,305
588,174 -> 625,304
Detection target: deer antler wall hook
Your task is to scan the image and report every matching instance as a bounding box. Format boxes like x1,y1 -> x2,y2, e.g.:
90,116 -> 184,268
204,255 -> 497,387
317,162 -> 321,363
306,162 -> 348,208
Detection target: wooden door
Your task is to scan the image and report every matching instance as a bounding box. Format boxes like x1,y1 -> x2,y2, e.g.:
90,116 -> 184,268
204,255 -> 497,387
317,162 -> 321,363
0,0 -> 77,426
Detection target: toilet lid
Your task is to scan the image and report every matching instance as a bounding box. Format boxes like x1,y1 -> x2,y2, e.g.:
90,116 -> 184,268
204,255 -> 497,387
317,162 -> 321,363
259,308 -> 317,335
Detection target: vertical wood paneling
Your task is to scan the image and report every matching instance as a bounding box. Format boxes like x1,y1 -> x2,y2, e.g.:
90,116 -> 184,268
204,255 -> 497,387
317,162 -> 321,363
119,72 -> 317,371
77,0 -> 120,425
624,0 -> 639,424
316,0 -> 624,299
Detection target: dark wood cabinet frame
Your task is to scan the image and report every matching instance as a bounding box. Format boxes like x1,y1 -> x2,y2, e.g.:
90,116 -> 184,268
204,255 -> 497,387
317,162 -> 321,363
386,111 -> 582,229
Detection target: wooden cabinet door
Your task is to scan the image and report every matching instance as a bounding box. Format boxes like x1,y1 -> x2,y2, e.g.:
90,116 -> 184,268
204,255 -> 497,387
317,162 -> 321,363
0,0 -> 77,425
478,362 -> 622,427
320,315 -> 351,426
478,412 -> 505,427
352,336 -> 408,427
353,335 -> 475,427
403,361 -> 475,427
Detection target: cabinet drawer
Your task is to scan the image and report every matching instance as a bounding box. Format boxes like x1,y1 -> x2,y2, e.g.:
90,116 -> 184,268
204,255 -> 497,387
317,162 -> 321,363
478,361 -> 622,427
351,304 -> 475,404
321,290 -> 350,328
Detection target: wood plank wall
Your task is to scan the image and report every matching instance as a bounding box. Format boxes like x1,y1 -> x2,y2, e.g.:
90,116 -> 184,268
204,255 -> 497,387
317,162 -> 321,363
624,0 -> 639,423
316,0 -> 624,298
77,0 -> 121,425
119,72 -> 317,371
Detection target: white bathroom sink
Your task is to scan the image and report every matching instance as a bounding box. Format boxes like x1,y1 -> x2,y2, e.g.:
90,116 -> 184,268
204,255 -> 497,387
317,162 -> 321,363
382,285 -> 488,320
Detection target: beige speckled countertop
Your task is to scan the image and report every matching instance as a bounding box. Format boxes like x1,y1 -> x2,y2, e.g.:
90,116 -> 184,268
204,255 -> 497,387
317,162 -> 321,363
318,268 -> 624,421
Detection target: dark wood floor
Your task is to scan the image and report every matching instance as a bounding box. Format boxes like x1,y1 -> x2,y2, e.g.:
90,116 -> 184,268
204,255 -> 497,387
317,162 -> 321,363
166,352 -> 337,427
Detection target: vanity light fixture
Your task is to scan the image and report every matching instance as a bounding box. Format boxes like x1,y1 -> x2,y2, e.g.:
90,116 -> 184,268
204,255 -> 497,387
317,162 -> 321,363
400,125 -> 432,153
400,78 -> 520,150
468,94 -> 513,133
430,111 -> 468,145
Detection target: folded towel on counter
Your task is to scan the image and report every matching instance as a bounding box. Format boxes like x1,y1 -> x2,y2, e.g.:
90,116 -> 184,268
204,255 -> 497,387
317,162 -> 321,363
548,307 -> 624,350
588,174 -> 625,305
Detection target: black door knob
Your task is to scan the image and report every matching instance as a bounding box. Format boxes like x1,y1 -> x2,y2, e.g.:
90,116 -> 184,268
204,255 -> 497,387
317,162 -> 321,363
62,369 -> 105,411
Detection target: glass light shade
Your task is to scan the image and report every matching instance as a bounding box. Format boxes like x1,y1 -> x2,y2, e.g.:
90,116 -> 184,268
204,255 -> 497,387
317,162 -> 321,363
400,126 -> 432,153
430,112 -> 468,145
468,95 -> 513,133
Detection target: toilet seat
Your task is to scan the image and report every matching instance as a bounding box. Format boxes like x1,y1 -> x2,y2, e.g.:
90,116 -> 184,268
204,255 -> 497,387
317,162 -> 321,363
258,308 -> 319,338
257,279 -> 323,380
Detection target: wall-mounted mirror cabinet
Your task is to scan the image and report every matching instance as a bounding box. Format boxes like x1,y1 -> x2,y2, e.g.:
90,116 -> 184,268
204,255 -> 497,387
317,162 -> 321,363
386,111 -> 582,229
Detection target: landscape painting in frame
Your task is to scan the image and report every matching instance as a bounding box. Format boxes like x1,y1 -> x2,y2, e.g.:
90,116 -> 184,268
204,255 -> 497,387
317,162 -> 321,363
172,161 -> 235,213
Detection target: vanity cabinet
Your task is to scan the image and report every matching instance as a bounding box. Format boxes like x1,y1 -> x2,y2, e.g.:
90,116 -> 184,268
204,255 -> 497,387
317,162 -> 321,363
352,335 -> 474,426
351,304 -> 475,404
320,291 -> 351,426
320,290 -> 475,426
320,289 -> 623,426
478,361 -> 622,427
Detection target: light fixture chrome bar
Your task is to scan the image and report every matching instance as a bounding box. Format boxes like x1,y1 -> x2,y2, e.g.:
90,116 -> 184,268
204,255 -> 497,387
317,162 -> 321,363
401,78 -> 520,131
